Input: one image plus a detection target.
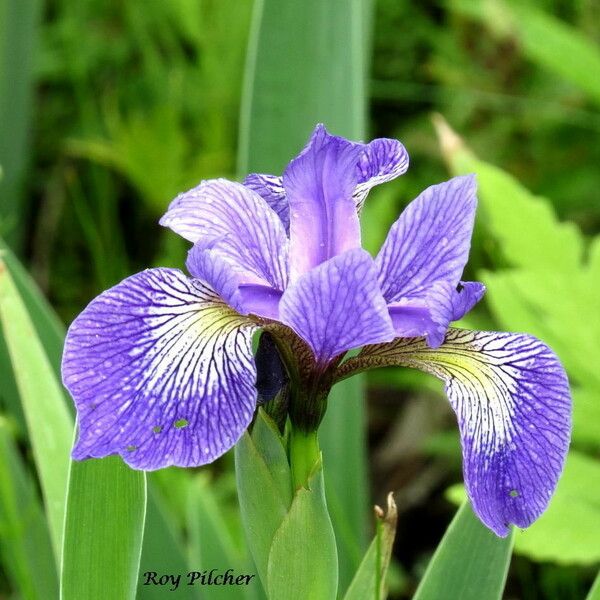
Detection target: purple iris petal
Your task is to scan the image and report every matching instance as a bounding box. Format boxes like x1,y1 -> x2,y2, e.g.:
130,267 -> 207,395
187,242 -> 282,321
236,285 -> 282,320
387,281 -> 455,347
279,248 -> 395,364
243,173 -> 289,231
354,137 -> 409,211
376,175 -> 477,302
284,124 -> 364,279
376,175 -> 477,343
61,268 -> 258,470
244,128 -> 409,228
388,280 -> 485,347
451,281 -> 486,321
352,328 -> 571,536
442,330 -> 571,536
160,179 -> 289,289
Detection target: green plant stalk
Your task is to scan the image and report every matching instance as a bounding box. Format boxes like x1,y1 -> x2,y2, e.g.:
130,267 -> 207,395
289,427 -> 320,490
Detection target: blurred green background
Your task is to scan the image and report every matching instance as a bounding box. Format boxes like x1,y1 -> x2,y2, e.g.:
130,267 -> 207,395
1,0 -> 599,598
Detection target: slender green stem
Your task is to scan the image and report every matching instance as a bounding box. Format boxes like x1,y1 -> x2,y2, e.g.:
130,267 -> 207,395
289,426 -> 320,489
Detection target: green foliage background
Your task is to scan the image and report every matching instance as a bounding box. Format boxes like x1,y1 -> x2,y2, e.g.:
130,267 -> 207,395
0,0 -> 599,598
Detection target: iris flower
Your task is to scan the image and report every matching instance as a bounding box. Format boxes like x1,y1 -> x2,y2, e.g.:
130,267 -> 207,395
62,124 -> 570,536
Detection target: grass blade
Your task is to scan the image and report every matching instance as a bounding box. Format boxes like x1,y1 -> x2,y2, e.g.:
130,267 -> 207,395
586,570 -> 600,600
238,0 -> 367,175
0,258 -> 72,560
61,456 -> 146,600
187,473 -> 264,600
0,0 -> 42,250
0,417 -> 58,599
0,236 -> 68,434
320,378 -> 370,586
0,236 -> 65,373
413,503 -> 514,600
138,485 -> 197,600
0,242 -> 182,598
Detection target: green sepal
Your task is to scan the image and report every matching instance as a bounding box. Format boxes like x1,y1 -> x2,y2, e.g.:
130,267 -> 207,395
267,456 -> 338,600
235,409 -> 293,590
344,493 -> 397,600
413,502 -> 514,600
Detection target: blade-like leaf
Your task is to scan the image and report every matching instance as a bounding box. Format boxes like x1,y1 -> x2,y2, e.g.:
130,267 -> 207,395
0,417 -> 58,599
344,494 -> 397,600
61,456 -> 147,600
235,410 -> 292,590
413,502 -> 514,600
0,258 -> 72,560
320,378 -> 369,586
238,0 -> 368,175
587,570 -> 600,600
187,473 -> 264,600
0,237 -> 67,433
267,458 -> 338,600
139,486 -> 197,600
0,238 -> 65,360
0,0 -> 42,250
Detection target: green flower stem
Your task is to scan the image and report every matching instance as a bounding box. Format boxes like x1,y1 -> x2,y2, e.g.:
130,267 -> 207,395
289,426 -> 320,489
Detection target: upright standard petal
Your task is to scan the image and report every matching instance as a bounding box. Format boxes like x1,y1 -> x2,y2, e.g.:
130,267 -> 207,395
376,175 -> 477,302
160,179 -> 289,289
244,134 -> 409,224
354,137 -> 409,211
279,248 -> 395,364
62,268 -> 258,470
283,124 -> 363,279
339,328 -> 571,536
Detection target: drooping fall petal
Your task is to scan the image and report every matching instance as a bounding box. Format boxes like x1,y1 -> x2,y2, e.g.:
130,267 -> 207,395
338,328 -> 571,536
62,268 -> 258,470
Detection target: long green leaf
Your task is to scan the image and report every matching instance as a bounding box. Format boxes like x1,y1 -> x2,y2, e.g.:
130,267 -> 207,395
61,456 -> 147,600
0,244 -> 184,599
238,0 -> 367,173
0,0 -> 42,250
0,417 -> 58,600
586,570 -> 600,600
0,258 -> 72,560
0,237 -> 67,441
0,238 -> 65,363
267,459 -> 338,600
139,486 -> 196,600
235,411 -> 292,590
320,378 -> 369,587
238,1 -> 371,590
187,473 -> 264,600
413,503 -> 514,600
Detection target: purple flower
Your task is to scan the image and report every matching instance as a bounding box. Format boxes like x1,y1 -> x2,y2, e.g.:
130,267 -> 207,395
62,124 -> 571,536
